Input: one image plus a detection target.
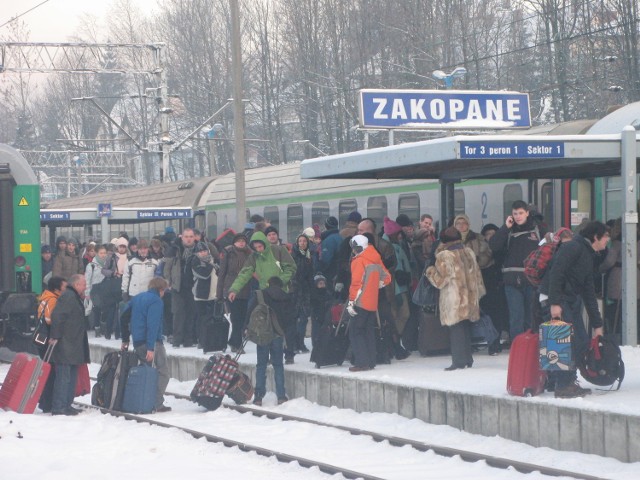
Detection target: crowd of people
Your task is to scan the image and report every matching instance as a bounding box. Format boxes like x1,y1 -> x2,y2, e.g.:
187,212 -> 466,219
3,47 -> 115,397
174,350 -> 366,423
38,203 -> 621,407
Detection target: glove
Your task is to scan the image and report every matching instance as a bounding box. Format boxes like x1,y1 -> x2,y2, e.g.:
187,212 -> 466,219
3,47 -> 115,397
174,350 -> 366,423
346,301 -> 357,317
379,281 -> 386,289
334,283 -> 344,293
122,292 -> 130,302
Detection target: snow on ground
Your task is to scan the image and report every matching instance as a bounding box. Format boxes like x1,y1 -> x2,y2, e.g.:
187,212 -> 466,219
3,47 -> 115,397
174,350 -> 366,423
2,335 -> 639,479
91,334 -> 640,416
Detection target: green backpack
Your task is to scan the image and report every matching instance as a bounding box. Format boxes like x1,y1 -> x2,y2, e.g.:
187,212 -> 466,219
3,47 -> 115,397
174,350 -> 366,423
247,290 -> 284,346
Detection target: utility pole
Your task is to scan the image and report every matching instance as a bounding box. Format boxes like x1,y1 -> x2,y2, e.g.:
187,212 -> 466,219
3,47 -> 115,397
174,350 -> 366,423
230,0 -> 246,231
155,45 -> 171,183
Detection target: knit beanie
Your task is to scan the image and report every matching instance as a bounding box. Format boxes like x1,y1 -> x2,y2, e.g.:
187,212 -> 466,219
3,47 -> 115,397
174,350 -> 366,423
383,216 -> 402,236
325,216 -> 339,230
347,211 -> 362,224
395,214 -> 413,227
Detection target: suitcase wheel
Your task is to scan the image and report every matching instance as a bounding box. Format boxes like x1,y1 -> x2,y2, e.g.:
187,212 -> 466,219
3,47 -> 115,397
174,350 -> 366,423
524,388 -> 534,397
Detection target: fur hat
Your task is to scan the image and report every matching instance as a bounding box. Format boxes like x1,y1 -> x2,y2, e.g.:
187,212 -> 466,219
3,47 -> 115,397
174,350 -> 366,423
440,226 -> 462,243
193,241 -> 209,253
347,211 -> 362,223
383,216 -> 402,236
233,233 -> 248,244
395,214 -> 413,227
325,216 -> 338,230
264,226 -> 279,237
116,237 -> 129,247
453,214 -> 470,226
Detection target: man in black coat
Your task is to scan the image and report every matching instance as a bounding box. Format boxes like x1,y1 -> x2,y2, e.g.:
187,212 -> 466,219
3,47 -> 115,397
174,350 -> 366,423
50,274 -> 91,415
545,221 -> 607,398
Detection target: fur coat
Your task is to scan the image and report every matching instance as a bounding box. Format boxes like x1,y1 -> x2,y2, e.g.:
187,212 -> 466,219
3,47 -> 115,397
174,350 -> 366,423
425,241 -> 486,327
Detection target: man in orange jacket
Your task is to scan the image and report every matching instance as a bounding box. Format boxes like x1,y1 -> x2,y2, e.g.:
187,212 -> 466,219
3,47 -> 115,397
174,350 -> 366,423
347,235 -> 391,372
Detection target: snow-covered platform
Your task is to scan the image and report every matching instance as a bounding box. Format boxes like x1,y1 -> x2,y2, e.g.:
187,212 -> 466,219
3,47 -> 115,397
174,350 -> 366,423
87,336 -> 640,463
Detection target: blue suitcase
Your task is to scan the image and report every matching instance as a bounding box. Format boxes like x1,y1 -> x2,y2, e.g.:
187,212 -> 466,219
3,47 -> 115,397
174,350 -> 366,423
122,364 -> 158,414
539,320 -> 574,371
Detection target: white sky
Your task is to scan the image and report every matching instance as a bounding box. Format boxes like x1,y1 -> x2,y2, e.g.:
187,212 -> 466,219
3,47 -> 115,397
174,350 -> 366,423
0,0 -> 158,42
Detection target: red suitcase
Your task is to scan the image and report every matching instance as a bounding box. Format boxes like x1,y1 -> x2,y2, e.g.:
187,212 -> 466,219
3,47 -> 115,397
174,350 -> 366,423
75,363 -> 91,397
507,329 -> 546,397
0,346 -> 53,414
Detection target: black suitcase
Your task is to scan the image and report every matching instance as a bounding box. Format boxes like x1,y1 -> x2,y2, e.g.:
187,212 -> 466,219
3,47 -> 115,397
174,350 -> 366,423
310,320 -> 349,368
376,322 -> 393,364
418,308 -> 450,356
91,351 -> 139,410
202,302 -> 230,353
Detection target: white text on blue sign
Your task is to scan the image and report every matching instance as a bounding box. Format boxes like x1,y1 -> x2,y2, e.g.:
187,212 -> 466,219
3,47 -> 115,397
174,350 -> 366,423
459,141 -> 565,159
136,209 -> 192,219
359,90 -> 531,129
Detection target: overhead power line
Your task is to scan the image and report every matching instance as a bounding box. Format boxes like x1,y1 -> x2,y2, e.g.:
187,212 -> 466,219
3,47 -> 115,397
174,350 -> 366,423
0,0 -> 51,30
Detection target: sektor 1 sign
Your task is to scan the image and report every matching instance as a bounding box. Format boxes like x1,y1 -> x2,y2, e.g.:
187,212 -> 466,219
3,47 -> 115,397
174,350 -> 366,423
459,141 -> 565,159
359,89 -> 531,129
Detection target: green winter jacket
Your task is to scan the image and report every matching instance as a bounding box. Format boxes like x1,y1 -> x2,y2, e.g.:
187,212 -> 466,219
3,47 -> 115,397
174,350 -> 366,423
229,231 -> 296,293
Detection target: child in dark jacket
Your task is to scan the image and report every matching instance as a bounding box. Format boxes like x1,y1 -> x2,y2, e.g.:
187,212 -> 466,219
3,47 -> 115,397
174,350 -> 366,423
310,274 -> 332,347
250,276 -> 294,406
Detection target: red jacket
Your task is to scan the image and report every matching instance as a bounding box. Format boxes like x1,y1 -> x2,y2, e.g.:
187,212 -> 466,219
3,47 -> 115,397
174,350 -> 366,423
349,246 -> 391,311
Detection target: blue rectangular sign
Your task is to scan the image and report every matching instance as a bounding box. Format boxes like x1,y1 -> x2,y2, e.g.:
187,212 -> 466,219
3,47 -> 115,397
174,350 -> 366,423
459,141 -> 565,159
136,208 -> 192,220
40,211 -> 70,221
97,203 -> 112,218
359,89 -> 531,129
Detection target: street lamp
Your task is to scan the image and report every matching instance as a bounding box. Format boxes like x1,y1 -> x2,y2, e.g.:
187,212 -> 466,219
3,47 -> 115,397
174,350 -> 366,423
204,123 -> 225,175
293,140 -> 327,157
432,67 -> 467,89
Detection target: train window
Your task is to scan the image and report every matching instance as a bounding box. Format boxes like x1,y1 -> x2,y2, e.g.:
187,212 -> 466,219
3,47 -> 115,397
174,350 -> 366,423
264,206 -> 279,232
454,190 -> 465,216
540,182 -> 554,228
207,211 -> 218,240
367,196 -> 387,228
246,209 -> 251,221
570,179 -> 593,227
311,202 -> 330,228
503,184 -> 523,219
287,204 -> 304,243
605,176 -> 622,222
339,199 -> 358,227
398,194 -> 419,224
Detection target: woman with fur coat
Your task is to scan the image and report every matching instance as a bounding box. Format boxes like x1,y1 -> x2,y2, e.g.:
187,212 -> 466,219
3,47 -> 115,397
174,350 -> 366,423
426,227 -> 485,370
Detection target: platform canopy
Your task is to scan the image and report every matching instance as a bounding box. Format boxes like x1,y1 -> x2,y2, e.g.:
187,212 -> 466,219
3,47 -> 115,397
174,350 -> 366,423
300,133 -> 640,181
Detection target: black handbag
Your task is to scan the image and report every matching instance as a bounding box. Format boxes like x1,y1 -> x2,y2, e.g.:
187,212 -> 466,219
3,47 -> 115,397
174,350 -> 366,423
91,276 -> 122,309
32,302 -> 50,346
412,271 -> 439,307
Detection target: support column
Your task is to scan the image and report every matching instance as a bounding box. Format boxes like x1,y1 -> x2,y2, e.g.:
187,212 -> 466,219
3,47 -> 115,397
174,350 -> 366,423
621,126 -> 638,346
439,180 -> 456,232
230,0 -> 246,232
101,215 -> 109,245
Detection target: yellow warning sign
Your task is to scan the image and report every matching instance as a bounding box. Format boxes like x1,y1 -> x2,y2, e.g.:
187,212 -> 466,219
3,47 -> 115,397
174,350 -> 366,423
18,197 -> 29,206
20,244 -> 32,253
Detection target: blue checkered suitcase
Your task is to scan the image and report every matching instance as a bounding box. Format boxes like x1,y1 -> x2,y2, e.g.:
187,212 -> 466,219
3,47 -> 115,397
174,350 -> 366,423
122,364 -> 158,414
539,320 -> 574,371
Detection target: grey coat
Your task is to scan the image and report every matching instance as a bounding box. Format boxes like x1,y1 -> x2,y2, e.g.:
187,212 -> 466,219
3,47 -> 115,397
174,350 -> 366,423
50,287 -> 90,365
52,250 -> 83,281
598,239 -> 640,300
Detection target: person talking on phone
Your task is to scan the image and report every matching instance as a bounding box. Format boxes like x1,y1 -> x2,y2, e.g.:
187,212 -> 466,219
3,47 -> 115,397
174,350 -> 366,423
489,200 -> 547,340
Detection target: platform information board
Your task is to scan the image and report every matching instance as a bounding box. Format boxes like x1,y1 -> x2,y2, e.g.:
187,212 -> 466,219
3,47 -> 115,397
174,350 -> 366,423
359,89 -> 531,129
136,208 -> 192,219
40,211 -> 71,221
459,141 -> 565,159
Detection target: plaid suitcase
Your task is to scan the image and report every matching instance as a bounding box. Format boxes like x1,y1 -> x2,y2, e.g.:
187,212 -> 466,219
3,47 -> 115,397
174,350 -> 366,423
190,353 -> 239,410
226,371 -> 254,404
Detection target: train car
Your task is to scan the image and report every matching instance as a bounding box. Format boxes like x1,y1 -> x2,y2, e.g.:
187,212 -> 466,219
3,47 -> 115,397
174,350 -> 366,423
198,162 -> 536,243
0,144 -> 42,348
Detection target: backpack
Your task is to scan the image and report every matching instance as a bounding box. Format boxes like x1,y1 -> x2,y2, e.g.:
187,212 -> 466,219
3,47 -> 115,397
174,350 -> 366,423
246,290 -> 284,346
523,240 -> 559,286
579,336 -> 625,390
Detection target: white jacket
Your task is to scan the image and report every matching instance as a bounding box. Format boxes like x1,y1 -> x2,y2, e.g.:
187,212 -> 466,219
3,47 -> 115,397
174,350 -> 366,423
122,256 -> 159,297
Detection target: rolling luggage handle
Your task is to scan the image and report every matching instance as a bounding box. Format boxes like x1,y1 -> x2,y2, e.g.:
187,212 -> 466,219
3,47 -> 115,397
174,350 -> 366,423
42,342 -> 55,363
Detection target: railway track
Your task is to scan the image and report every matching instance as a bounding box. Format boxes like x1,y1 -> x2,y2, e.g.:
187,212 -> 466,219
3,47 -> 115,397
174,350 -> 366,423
0,361 -> 612,480
161,389 -> 606,480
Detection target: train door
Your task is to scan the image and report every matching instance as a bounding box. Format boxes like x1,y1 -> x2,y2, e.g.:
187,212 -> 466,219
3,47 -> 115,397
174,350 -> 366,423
563,179 -> 594,229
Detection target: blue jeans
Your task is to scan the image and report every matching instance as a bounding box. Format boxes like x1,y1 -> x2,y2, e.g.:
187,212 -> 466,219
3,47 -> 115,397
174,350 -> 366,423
255,336 -> 286,400
51,364 -> 78,414
505,283 -> 535,338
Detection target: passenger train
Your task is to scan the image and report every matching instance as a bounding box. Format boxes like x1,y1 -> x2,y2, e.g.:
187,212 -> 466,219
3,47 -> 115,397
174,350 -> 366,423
38,102 -> 640,257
